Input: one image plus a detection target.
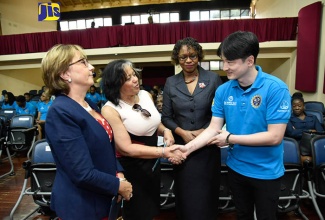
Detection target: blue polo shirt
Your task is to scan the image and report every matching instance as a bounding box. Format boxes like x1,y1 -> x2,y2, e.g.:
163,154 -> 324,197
16,102 -> 36,116
2,101 -> 18,110
212,65 -> 291,179
86,92 -> 101,105
37,100 -> 52,120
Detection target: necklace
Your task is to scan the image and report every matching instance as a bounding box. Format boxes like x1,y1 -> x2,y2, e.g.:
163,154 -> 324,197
121,95 -> 136,106
82,103 -> 92,112
184,73 -> 198,84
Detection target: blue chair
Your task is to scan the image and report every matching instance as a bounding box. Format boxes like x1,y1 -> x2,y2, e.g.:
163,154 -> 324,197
304,101 -> 325,115
160,157 -> 175,209
305,109 -> 324,126
277,137 -> 309,218
7,114 -> 38,158
0,108 -> 16,123
10,139 -> 56,220
309,135 -> 325,219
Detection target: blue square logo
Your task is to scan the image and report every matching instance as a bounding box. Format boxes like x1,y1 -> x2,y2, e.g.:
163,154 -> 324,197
38,3 -> 60,21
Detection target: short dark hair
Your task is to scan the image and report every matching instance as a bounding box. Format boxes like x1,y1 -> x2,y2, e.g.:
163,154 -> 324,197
101,59 -> 141,106
217,31 -> 259,63
171,37 -> 204,65
16,95 -> 26,103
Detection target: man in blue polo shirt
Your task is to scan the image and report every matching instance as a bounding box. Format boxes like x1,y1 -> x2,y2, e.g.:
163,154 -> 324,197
171,31 -> 291,219
15,95 -> 36,116
86,85 -> 102,108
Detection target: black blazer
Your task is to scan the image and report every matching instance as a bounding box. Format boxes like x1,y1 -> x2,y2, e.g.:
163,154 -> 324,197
162,65 -> 222,144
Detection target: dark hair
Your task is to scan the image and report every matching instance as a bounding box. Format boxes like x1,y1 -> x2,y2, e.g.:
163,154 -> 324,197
16,95 -> 26,103
5,92 -> 16,105
171,37 -> 204,65
217,31 -> 259,63
291,92 -> 304,103
101,59 -> 141,106
2,90 -> 7,96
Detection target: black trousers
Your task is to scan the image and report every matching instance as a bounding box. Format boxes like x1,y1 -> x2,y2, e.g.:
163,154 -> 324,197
228,168 -> 282,220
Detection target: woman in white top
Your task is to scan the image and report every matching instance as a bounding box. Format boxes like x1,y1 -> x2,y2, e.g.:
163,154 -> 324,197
101,59 -> 184,220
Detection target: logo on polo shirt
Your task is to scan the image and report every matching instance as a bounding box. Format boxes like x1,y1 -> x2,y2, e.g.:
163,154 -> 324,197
251,95 -> 262,108
38,3 -> 60,21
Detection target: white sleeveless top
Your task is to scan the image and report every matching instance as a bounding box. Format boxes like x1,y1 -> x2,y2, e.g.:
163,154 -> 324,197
104,90 -> 161,136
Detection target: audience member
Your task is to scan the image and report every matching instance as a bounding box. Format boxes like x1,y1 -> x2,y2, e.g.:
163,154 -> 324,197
36,90 -> 52,140
24,92 -> 32,103
285,92 -> 324,141
171,31 -> 292,220
100,59 -> 184,220
0,90 -> 7,102
41,44 -> 132,219
1,92 -> 17,109
161,37 -> 223,220
86,85 -> 102,108
15,95 -> 36,116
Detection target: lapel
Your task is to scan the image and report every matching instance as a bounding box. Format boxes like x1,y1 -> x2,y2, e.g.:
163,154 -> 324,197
175,66 -> 210,97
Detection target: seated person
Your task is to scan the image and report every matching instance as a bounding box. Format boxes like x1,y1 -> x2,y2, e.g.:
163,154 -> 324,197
36,91 -> 52,140
285,92 -> 324,161
86,85 -> 101,108
1,92 -> 17,110
15,95 -> 36,116
24,92 -> 32,103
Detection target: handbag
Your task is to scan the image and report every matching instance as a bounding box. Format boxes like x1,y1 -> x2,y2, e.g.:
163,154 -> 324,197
299,131 -> 325,156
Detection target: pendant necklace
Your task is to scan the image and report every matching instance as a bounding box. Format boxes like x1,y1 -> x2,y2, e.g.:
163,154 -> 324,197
184,73 -> 198,84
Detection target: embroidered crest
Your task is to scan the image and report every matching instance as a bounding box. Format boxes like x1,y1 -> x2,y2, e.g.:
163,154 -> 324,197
251,95 -> 262,108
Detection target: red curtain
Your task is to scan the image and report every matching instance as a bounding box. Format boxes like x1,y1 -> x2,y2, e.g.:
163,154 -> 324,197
0,18 -> 298,55
295,2 -> 322,92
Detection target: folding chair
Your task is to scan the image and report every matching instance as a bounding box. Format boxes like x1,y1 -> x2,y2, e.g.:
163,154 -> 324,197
277,137 -> 310,219
218,146 -> 235,212
7,114 -> 38,159
10,139 -> 57,220
0,113 -> 15,178
0,108 -> 16,122
160,158 -> 175,209
308,135 -> 325,220
304,101 -> 325,116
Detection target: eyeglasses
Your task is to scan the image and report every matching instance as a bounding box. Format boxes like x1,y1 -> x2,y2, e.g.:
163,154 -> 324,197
178,54 -> 198,62
69,58 -> 89,67
132,104 -> 151,117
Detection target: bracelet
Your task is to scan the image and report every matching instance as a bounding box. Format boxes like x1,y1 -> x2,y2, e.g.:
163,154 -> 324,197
226,133 -> 232,144
119,178 -> 126,182
161,147 -> 165,158
163,128 -> 170,134
156,147 -> 162,157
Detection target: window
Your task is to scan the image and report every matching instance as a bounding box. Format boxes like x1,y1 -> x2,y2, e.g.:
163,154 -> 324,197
59,17 -> 112,31
122,12 -> 179,25
190,8 -> 250,21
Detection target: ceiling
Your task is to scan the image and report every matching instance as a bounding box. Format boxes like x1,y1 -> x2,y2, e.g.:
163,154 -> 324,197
52,0 -> 215,12
52,0 -> 254,12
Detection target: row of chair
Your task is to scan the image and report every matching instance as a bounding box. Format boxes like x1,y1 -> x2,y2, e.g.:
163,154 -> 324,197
0,110 -> 38,179
7,135 -> 325,219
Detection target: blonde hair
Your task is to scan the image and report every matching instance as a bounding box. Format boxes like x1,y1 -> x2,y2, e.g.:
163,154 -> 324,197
41,44 -> 86,96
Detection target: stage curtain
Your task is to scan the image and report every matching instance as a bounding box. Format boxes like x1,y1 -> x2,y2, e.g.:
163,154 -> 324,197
295,1 -> 322,92
0,18 -> 298,55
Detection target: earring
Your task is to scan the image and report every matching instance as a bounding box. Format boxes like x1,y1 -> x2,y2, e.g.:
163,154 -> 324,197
68,78 -> 72,83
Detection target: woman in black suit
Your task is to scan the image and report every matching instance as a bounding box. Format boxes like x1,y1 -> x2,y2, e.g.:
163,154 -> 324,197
162,37 -> 223,220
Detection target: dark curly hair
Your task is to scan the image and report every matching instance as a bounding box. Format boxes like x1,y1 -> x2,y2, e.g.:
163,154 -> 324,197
171,37 -> 204,65
101,59 -> 141,106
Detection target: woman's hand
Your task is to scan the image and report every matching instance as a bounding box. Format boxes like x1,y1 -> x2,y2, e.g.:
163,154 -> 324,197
181,130 -> 196,143
163,129 -> 175,147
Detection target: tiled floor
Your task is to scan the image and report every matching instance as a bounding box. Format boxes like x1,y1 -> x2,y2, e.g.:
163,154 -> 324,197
0,152 -> 324,220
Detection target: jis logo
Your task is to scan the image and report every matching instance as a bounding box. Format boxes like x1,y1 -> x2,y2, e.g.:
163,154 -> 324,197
38,3 -> 60,21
